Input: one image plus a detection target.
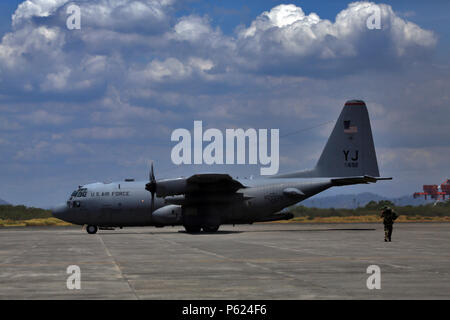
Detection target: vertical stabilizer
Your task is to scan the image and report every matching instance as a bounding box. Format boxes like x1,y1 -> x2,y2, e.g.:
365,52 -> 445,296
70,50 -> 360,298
275,100 -> 380,178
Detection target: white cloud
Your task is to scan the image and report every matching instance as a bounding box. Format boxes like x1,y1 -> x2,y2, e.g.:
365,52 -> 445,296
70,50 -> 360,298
12,0 -> 175,31
171,15 -> 214,42
236,2 -> 437,72
71,126 -> 136,140
88,87 -> 180,128
379,146 -> 450,172
19,109 -> 71,125
81,55 -> 108,75
1,1 -> 437,98
40,66 -> 71,91
0,117 -> 22,130
138,57 -> 191,82
80,0 -> 175,33
168,15 -> 235,57
12,0 -> 69,26
14,140 -> 92,159
0,25 -> 65,71
240,4 -> 321,38
130,57 -> 214,83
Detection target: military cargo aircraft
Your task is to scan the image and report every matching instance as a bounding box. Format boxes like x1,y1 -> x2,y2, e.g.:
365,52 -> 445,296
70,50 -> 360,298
52,100 -> 391,234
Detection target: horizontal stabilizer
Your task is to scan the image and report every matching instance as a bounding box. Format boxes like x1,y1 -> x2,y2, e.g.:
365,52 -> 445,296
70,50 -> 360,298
331,175 -> 392,186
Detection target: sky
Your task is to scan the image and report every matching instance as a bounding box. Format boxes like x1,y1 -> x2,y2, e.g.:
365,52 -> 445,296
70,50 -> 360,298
0,0 -> 449,208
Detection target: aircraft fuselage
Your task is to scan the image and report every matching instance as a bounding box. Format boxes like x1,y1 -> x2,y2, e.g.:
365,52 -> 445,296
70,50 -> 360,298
52,178 -> 332,229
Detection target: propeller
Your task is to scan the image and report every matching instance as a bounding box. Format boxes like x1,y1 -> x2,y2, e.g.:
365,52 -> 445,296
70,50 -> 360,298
145,162 -> 157,213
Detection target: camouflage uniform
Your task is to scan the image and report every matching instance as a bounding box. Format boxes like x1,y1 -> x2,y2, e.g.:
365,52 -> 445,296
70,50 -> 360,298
381,207 -> 398,242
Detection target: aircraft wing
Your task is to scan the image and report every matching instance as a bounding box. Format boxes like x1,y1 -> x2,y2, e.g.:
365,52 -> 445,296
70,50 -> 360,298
186,174 -> 246,193
156,173 -> 246,197
331,175 -> 392,186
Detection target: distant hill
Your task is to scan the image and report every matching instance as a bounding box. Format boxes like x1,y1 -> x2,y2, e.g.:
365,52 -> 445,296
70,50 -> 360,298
0,198 -> 9,205
301,192 -> 433,209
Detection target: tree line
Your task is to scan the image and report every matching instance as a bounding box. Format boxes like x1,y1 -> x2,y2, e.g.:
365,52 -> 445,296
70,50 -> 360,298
0,205 -> 52,221
289,200 -> 450,219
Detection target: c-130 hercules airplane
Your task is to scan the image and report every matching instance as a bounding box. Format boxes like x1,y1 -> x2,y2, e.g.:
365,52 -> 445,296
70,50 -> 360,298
53,100 -> 391,234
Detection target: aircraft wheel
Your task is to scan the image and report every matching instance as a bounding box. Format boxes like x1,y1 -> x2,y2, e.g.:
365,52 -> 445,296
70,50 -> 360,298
184,225 -> 201,233
86,225 -> 98,234
202,225 -> 220,233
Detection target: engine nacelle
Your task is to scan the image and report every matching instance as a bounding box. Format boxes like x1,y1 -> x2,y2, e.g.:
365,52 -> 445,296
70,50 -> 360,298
155,178 -> 197,197
152,205 -> 182,225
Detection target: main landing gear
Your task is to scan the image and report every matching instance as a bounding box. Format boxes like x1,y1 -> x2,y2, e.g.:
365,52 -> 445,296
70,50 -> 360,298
184,225 -> 220,233
202,225 -> 220,233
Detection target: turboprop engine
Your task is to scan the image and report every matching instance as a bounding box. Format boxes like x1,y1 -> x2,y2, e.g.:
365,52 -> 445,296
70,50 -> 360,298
152,204 -> 183,225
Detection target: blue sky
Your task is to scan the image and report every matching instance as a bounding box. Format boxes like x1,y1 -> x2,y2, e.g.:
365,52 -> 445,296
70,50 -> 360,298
0,0 -> 449,208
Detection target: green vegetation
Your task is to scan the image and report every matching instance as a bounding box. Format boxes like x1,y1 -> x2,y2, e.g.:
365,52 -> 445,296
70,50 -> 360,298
0,205 -> 52,220
289,200 -> 450,219
0,205 -> 71,227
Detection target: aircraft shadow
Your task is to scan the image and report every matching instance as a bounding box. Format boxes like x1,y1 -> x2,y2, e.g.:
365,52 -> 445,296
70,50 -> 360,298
99,228 -> 375,235
178,230 -> 243,235
49,227 -> 375,236
96,230 -> 243,235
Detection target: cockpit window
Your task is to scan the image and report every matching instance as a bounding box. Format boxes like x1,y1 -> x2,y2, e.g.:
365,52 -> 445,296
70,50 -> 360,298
72,188 -> 87,198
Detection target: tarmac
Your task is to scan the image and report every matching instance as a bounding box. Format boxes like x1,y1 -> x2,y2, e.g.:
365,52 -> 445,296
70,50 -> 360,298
0,223 -> 449,299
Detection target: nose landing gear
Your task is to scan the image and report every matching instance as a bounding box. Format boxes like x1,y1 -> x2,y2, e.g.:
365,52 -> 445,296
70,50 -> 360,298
86,225 -> 98,234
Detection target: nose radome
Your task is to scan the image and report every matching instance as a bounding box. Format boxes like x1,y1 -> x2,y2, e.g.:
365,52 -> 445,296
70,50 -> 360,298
51,204 -> 67,219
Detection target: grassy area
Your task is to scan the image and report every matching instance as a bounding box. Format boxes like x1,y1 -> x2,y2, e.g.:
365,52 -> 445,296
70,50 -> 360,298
0,217 -> 72,227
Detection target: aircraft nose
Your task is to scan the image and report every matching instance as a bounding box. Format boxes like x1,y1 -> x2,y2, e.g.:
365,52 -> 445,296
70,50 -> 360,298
52,204 -> 67,220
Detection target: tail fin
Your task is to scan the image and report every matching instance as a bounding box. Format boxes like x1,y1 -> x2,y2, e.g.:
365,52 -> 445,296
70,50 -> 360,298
315,100 -> 379,177
276,100 -> 380,178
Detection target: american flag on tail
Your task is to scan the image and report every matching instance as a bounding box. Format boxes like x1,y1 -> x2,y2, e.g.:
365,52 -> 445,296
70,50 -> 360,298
344,126 -> 358,133
343,120 -> 358,133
